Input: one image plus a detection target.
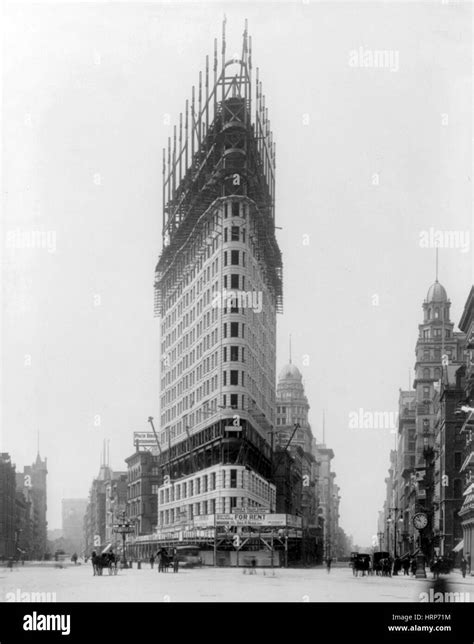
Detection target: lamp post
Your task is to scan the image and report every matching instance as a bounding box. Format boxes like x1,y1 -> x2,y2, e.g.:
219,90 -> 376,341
112,511 -> 136,569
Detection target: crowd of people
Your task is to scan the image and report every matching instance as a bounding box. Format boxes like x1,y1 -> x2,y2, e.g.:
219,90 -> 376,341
351,553 -> 470,579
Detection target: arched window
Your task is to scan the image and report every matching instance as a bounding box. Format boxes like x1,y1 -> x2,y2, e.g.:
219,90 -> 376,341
423,368 -> 430,379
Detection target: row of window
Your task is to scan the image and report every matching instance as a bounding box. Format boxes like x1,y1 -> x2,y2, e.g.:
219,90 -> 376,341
159,470 -> 242,505
159,494 -> 272,526
421,328 -> 452,340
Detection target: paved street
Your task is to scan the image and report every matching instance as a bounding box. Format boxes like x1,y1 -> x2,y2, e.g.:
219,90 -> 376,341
1,564 -> 473,602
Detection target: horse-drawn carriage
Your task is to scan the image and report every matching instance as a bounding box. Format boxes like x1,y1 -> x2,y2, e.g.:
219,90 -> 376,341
373,551 -> 391,576
91,550 -> 118,576
350,552 -> 371,576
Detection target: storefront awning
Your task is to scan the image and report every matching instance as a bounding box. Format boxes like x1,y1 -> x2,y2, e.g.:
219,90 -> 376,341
453,540 -> 464,553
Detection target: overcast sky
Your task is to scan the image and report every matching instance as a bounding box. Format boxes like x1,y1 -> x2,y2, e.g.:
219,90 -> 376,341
1,1 -> 472,545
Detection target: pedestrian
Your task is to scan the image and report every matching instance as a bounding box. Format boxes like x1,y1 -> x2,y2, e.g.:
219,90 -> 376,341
326,557 -> 332,573
150,554 -> 155,570
251,556 -> 257,574
460,557 -> 467,579
410,557 -> 417,576
393,557 -> 401,576
7,557 -> 13,572
402,558 -> 410,576
173,550 -> 179,573
71,552 -> 78,565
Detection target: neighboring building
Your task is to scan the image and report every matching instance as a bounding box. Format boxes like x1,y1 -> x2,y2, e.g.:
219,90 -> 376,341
396,389 -> 416,556
315,444 -> 337,560
0,453 -> 16,558
431,366 -> 465,557
62,499 -> 88,553
21,453 -> 48,559
381,449 -> 398,555
15,473 -> 33,558
274,361 -> 343,564
105,474 -> 128,544
276,362 -> 319,528
84,464 -> 112,554
379,278 -> 468,561
458,286 -> 474,572
125,450 -> 159,536
273,445 -> 303,516
411,280 -> 464,558
152,23 -> 281,530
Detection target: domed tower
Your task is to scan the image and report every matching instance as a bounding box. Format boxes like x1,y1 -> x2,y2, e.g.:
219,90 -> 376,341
276,361 -> 313,454
413,279 -> 464,466
422,280 -> 451,324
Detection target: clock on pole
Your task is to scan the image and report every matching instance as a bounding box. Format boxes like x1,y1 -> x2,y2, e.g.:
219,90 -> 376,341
413,512 -> 428,530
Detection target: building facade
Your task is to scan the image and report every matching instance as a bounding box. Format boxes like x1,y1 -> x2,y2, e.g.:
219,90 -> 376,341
0,453 -> 16,559
20,454 -> 48,559
105,474 -> 128,544
458,286 -> 474,572
379,279 -> 470,562
153,23 -> 282,532
411,280 -> 465,558
84,464 -> 112,554
62,499 -> 88,554
397,389 -> 416,556
430,367 -> 465,557
125,449 -> 160,536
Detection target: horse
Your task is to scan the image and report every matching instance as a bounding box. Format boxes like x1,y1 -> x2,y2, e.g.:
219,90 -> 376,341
157,550 -> 170,572
91,551 -> 101,576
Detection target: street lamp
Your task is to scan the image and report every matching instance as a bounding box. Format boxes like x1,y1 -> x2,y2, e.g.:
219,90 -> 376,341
112,511 -> 136,569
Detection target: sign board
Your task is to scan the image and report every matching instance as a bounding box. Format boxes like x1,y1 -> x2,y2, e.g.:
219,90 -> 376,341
193,515 -> 215,528
286,515 -> 303,528
216,513 -> 300,527
232,507 -> 270,514
133,431 -> 160,454
225,425 -> 242,432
